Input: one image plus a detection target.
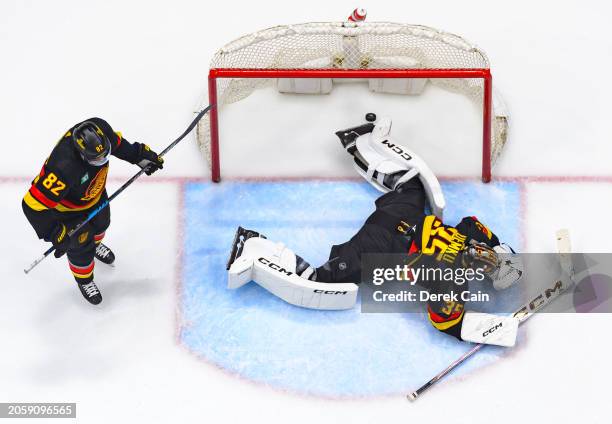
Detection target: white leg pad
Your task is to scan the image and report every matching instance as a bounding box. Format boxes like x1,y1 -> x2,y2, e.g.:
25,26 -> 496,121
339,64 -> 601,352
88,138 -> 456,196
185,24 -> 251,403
354,117 -> 446,219
228,238 -> 359,310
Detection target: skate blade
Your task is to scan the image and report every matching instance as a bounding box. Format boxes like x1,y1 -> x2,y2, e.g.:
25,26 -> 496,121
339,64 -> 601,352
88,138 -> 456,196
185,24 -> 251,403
226,226 -> 265,270
94,258 -> 115,267
226,226 -> 246,270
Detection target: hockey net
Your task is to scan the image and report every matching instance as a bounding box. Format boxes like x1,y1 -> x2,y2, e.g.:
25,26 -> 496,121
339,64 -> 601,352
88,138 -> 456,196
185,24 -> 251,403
197,21 -> 508,182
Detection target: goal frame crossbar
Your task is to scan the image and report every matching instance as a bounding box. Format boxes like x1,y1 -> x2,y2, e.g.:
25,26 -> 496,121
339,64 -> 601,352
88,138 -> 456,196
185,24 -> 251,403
207,67 -> 493,183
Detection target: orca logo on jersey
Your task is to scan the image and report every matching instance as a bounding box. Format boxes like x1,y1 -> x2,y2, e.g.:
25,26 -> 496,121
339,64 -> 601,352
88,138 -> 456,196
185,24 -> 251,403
258,257 -> 293,276
381,140 -> 412,161
82,167 -> 108,201
482,322 -> 503,337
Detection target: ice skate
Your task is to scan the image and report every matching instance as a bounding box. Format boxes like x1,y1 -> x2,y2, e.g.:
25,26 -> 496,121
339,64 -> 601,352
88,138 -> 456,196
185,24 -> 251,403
95,242 -> 115,265
226,226 -> 266,270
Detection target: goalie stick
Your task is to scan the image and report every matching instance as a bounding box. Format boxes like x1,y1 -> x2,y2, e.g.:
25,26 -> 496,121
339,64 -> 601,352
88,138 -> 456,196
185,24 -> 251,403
407,229 -> 574,401
23,106 -> 212,274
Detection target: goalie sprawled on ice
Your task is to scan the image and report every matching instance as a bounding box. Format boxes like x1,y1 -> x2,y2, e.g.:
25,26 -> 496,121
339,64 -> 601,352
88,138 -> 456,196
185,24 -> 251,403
227,114 -> 524,347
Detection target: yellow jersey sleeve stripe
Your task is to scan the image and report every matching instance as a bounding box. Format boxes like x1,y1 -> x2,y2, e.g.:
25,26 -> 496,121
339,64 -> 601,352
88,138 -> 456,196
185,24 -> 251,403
23,191 -> 49,211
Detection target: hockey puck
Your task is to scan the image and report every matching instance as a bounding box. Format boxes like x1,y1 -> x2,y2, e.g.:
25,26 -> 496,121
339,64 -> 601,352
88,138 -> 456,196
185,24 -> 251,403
365,112 -> 376,122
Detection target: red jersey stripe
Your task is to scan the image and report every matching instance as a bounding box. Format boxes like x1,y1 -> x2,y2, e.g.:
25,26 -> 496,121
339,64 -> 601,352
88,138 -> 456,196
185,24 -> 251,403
427,305 -> 462,323
29,185 -> 58,208
69,261 -> 95,274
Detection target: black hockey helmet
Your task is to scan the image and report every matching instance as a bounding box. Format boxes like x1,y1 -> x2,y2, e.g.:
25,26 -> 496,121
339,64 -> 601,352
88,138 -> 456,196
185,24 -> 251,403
72,121 -> 111,166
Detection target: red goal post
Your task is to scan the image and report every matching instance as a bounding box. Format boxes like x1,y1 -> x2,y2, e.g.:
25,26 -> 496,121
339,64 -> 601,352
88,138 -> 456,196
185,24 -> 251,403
198,22 -> 507,183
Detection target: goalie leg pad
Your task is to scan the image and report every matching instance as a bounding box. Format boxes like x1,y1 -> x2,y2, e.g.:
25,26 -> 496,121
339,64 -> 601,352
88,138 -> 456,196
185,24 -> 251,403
352,117 -> 445,218
227,237 -> 359,310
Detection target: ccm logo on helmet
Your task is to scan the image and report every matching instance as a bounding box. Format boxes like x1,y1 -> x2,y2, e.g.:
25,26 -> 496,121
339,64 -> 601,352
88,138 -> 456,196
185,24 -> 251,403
382,140 -> 412,161
258,257 -> 293,276
483,322 -> 503,337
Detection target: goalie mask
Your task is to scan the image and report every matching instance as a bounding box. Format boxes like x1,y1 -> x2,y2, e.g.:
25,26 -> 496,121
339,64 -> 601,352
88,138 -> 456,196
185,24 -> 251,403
462,241 -> 498,275
462,241 -> 524,290
73,122 -> 112,166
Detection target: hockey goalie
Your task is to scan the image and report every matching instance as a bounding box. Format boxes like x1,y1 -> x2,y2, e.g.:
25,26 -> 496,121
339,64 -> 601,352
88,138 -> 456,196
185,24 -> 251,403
226,114 -> 524,347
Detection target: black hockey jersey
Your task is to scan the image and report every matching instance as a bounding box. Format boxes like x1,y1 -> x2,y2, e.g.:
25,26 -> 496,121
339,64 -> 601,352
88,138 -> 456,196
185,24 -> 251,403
408,215 -> 500,338
22,117 -> 142,240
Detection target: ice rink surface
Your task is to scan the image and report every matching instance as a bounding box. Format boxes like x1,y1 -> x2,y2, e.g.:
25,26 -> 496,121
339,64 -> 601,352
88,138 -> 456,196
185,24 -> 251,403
2,0 -> 612,423
181,181 -> 518,397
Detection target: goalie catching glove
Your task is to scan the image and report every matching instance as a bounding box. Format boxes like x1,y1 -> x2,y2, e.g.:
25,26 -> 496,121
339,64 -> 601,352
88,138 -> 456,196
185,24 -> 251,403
136,144 -> 164,175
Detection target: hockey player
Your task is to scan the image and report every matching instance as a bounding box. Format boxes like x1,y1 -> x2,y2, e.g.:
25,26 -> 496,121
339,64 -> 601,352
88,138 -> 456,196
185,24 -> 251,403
23,118 -> 164,305
227,114 -> 524,347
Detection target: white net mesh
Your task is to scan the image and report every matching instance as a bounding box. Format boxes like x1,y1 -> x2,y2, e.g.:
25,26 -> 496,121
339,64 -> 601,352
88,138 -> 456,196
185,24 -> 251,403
197,22 -> 508,176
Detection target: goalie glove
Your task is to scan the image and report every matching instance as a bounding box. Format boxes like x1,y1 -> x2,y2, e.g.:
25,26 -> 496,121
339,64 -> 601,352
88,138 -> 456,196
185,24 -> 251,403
461,311 -> 519,347
491,243 -> 524,290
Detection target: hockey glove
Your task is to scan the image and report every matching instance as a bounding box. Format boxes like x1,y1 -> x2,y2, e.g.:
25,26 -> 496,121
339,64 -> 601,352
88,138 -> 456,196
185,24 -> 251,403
49,223 -> 70,258
491,243 -> 524,290
136,144 -> 164,175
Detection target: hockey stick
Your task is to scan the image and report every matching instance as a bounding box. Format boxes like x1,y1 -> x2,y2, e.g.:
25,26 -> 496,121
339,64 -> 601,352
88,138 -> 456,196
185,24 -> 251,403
407,229 -> 574,401
23,106 -> 212,274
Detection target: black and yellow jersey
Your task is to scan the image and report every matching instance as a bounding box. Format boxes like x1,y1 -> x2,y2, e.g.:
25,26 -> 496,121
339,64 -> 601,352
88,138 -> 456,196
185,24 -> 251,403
407,215 -> 501,338
411,215 -> 499,264
22,117 -> 142,240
